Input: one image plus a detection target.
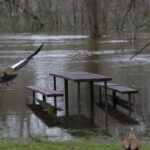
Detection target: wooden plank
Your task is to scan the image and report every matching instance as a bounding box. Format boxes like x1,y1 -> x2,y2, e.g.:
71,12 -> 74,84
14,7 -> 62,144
108,85 -> 138,94
49,71 -> 111,82
26,86 -> 64,97
94,82 -> 138,94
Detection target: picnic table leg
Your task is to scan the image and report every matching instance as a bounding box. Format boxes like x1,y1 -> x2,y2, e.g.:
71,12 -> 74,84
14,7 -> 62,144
64,79 -> 69,117
77,81 -> 81,115
99,87 -> 102,103
43,95 -> 46,102
104,81 -> 108,130
53,76 -> 57,113
90,81 -> 94,126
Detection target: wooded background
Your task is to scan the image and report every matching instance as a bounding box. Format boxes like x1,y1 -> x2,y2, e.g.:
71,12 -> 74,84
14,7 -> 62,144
0,0 -> 149,37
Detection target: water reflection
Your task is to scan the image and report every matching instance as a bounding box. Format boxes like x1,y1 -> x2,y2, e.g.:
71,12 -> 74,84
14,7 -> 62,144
0,33 -> 150,141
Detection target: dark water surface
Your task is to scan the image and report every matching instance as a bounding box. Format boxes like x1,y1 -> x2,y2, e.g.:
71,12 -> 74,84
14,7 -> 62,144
0,33 -> 150,141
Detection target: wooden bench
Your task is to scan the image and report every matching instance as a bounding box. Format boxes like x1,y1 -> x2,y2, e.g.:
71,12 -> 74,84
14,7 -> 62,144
26,85 -> 64,112
94,82 -> 138,116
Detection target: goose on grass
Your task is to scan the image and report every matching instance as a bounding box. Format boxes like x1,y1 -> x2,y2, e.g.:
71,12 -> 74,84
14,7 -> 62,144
123,128 -> 139,150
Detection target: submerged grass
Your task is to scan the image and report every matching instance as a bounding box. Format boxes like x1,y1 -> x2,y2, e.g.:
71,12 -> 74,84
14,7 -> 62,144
0,137 -> 149,150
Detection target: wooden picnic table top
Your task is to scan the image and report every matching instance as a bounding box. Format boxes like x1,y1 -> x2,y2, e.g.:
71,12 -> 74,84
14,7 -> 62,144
94,82 -> 120,87
49,71 -> 111,82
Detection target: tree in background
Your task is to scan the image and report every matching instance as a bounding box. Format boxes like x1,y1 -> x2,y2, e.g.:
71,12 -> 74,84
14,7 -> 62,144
85,0 -> 100,37
0,0 -> 149,38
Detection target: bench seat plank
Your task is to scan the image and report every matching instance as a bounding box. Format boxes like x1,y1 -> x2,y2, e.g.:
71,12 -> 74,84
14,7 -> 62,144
95,82 -> 138,94
26,86 -> 64,97
108,85 -> 138,94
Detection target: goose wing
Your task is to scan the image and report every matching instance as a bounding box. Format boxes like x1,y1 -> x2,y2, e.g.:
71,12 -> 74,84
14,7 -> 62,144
130,138 -> 138,150
5,44 -> 44,74
0,71 -> 5,78
123,138 -> 130,150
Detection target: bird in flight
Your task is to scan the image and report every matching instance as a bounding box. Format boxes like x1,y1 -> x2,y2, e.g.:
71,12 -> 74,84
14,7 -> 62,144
0,44 -> 44,85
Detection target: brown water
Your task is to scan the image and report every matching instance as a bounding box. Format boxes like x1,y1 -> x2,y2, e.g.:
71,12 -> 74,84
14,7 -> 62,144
0,33 -> 150,142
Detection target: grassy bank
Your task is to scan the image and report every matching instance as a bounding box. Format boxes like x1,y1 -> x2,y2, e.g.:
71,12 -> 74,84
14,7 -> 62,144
0,138 -> 149,150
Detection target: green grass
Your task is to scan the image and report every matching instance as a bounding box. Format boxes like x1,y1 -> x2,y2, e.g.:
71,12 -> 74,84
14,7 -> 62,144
0,138 -> 149,150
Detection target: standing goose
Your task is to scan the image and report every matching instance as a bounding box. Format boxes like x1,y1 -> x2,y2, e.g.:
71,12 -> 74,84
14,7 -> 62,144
0,44 -> 44,84
123,128 -> 139,150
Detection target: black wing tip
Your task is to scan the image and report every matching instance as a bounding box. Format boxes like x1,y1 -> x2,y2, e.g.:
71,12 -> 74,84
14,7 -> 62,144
35,43 -> 44,54
38,43 -> 44,50
28,43 -> 44,59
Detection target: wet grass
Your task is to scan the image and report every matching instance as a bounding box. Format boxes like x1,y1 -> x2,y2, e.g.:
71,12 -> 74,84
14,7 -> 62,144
0,138 -> 119,150
0,137 -> 149,150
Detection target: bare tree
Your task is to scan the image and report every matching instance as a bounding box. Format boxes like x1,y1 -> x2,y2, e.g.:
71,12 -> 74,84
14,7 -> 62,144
0,0 -> 149,35
85,0 -> 100,37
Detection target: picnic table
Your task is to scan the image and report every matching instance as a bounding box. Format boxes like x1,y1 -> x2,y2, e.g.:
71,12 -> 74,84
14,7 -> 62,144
49,71 -> 111,125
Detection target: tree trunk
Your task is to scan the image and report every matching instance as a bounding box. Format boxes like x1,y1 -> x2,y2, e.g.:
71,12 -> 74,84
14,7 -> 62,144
86,0 -> 100,37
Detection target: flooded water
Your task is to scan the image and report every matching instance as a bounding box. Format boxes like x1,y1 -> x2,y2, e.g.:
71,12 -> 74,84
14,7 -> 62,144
0,33 -> 150,142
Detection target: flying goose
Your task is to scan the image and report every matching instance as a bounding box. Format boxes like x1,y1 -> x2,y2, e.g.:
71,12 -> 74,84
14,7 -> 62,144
0,44 -> 44,84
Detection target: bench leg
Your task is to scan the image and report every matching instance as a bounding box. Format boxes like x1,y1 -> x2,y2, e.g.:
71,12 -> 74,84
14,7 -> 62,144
104,81 -> 108,130
64,79 -> 69,117
112,91 -> 117,110
77,81 -> 81,115
99,87 -> 102,103
90,81 -> 94,126
128,93 -> 132,116
54,96 -> 57,113
53,76 -> 57,115
33,91 -> 35,104
43,95 -> 46,102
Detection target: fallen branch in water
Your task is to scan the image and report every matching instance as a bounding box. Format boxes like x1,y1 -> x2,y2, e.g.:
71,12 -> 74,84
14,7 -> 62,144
129,41 -> 150,59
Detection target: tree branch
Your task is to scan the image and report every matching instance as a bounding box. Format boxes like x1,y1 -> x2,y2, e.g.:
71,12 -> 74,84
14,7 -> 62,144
130,41 -> 150,59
